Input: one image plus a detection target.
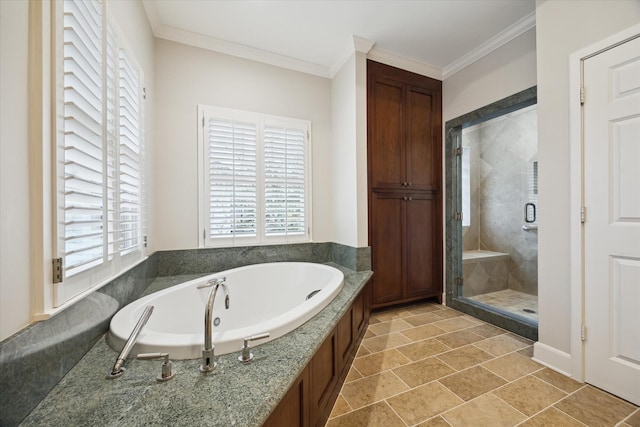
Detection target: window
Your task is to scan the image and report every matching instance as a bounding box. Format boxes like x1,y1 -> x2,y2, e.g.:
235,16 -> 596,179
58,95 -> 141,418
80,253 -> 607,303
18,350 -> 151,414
198,106 -> 311,247
53,0 -> 144,306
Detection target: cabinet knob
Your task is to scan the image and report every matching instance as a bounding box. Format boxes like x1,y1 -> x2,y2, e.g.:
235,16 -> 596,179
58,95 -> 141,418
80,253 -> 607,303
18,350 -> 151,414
408,182 -> 412,186
408,197 -> 413,201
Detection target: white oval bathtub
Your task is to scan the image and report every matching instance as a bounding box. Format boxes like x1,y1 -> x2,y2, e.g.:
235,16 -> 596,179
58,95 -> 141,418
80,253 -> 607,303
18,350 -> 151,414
108,262 -> 344,359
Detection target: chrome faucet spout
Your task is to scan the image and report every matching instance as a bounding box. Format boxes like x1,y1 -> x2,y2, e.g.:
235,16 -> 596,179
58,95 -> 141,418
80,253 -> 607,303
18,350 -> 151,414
200,278 -> 229,373
107,305 -> 154,379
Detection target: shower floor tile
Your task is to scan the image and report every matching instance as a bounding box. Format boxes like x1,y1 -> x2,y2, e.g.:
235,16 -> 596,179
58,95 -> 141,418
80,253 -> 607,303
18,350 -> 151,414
326,301 -> 640,427
465,289 -> 538,322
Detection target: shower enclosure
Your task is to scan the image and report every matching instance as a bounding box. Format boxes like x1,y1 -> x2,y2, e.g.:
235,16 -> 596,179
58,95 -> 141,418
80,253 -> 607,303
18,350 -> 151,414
445,87 -> 538,340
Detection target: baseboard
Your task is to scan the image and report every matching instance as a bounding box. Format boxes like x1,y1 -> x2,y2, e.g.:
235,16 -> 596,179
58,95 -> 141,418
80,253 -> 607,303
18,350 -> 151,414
532,342 -> 576,379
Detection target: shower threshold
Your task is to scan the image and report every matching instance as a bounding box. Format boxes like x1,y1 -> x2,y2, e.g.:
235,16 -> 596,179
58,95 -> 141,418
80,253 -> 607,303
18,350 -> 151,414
466,289 -> 538,323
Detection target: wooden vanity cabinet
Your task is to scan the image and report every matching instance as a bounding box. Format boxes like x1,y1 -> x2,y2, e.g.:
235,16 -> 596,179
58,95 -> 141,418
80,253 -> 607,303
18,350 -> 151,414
368,60 -> 443,308
263,280 -> 371,427
263,367 -> 310,427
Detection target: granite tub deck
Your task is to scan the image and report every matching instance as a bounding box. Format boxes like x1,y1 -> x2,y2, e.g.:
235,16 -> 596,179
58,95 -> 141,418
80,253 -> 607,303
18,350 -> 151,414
20,264 -> 372,427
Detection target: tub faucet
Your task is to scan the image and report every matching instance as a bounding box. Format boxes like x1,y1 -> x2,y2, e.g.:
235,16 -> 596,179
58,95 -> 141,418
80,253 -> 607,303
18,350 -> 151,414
198,277 -> 229,373
107,305 -> 154,379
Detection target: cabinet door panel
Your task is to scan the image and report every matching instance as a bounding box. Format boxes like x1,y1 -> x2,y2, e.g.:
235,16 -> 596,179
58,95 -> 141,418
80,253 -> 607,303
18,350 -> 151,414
371,192 -> 405,304
369,77 -> 404,189
309,332 -> 338,425
337,307 -> 354,373
353,289 -> 366,338
405,194 -> 438,297
263,367 -> 309,427
405,87 -> 436,190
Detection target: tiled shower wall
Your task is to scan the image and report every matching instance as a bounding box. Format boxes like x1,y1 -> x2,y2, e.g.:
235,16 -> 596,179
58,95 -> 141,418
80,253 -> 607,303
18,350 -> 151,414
461,105 -> 538,295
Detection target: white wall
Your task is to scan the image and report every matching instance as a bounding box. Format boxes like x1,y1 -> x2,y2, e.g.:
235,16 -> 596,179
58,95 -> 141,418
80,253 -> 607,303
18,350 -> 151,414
331,55 -> 358,246
0,0 -> 30,341
534,0 -> 640,370
0,0 -> 155,341
330,50 -> 370,248
443,28 -> 537,123
153,39 -> 333,250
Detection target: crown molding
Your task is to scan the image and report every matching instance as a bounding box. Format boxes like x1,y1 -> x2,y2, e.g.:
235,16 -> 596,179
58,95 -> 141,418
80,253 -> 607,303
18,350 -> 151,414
141,1 -> 534,82
353,36 -> 375,54
141,0 -> 161,35
367,47 -> 443,80
142,0 -> 331,78
154,25 -> 331,78
443,11 -> 536,79
329,36 -> 376,78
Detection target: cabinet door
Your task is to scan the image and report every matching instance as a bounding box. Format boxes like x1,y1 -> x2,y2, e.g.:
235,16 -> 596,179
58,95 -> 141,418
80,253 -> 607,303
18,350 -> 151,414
309,331 -> 338,426
405,86 -> 441,191
405,193 -> 440,297
263,367 -> 309,427
370,192 -> 405,305
368,75 -> 405,190
336,306 -> 354,374
352,284 -> 368,338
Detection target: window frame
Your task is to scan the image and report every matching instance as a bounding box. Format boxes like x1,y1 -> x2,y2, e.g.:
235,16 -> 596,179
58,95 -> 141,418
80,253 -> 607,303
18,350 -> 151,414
197,105 -> 312,248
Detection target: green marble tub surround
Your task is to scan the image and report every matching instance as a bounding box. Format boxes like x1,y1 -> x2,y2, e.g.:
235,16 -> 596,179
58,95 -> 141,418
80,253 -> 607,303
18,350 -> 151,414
0,242 -> 371,427
20,265 -> 372,427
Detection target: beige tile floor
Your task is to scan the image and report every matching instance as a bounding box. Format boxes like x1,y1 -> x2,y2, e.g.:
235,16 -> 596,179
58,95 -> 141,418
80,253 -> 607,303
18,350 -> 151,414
466,290 -> 538,322
326,302 -> 639,427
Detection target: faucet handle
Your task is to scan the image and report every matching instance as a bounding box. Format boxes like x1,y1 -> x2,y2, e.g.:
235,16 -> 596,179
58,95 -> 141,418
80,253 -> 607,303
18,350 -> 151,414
137,352 -> 175,382
197,276 -> 226,289
238,332 -> 270,364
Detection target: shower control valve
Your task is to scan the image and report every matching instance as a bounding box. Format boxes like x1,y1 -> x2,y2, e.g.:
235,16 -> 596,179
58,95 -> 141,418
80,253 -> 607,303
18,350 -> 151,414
137,352 -> 175,382
238,332 -> 270,363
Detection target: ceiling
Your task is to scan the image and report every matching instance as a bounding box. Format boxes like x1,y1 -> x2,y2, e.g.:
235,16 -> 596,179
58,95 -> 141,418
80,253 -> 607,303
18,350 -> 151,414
142,0 -> 536,79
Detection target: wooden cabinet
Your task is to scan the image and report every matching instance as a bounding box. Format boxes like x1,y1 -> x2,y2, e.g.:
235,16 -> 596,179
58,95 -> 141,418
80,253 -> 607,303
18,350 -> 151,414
263,281 -> 371,427
263,368 -> 309,427
309,332 -> 338,425
368,60 -> 442,308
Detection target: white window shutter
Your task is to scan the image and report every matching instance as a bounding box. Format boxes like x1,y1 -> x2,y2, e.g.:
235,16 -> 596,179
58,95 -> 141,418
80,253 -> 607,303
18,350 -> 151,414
117,48 -> 142,255
200,107 -> 311,247
206,117 -> 258,243
62,0 -> 104,276
54,0 -> 145,306
264,124 -> 307,238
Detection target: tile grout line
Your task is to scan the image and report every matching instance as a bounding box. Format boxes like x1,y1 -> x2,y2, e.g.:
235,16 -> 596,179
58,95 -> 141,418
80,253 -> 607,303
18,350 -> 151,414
381,398 -> 411,427
334,303 -> 637,426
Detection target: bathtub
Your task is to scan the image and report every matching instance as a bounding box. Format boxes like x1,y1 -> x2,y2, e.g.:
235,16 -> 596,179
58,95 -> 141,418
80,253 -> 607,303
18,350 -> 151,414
108,262 -> 344,359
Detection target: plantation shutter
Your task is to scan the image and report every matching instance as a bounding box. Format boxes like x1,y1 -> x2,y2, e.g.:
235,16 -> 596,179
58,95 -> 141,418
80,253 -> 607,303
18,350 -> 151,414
200,107 -> 310,247
62,0 -> 104,276
264,124 -> 307,237
55,0 -> 145,306
117,48 -> 142,254
206,117 -> 258,242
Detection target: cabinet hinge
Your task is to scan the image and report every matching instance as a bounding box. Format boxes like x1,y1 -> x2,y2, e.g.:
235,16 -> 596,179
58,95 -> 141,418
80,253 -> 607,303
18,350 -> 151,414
455,277 -> 463,286
202,116 -> 205,127
142,87 -> 147,100
581,324 -> 587,341
455,212 -> 463,221
455,147 -> 463,157
143,235 -> 148,248
52,258 -> 63,284
203,229 -> 206,240
580,87 -> 585,105
580,206 -> 586,224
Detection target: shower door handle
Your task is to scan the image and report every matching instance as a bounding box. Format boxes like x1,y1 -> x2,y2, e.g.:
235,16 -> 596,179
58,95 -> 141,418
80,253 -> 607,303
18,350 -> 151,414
524,203 -> 536,223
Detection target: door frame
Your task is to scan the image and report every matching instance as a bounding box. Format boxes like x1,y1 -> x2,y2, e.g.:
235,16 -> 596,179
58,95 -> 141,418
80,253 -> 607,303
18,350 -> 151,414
568,22 -> 640,382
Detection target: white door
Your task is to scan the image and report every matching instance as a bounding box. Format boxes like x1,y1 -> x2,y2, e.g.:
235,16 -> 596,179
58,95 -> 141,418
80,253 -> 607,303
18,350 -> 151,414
583,34 -> 640,406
